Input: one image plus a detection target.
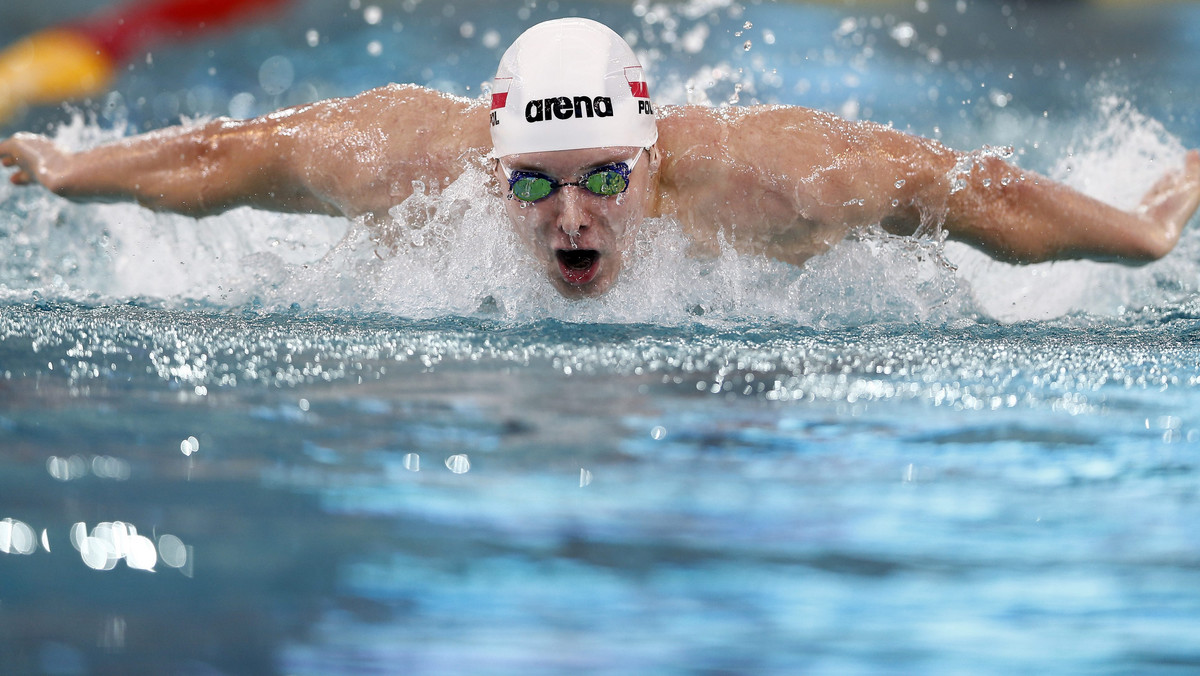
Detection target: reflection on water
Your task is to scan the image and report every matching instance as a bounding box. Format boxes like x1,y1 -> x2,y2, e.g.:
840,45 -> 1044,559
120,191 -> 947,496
2,302 -> 1200,674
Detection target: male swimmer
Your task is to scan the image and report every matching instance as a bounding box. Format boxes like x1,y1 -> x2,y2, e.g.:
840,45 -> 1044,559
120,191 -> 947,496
4,18 -> 1200,298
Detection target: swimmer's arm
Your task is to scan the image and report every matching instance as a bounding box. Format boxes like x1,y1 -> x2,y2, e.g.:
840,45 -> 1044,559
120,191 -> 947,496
726,106 -> 1200,264
0,120 -> 338,217
1,84 -> 492,219
796,111 -> 1200,264
934,149 -> 1200,263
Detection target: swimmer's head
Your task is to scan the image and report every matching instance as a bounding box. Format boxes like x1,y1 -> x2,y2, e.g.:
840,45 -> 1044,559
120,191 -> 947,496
489,18 -> 658,158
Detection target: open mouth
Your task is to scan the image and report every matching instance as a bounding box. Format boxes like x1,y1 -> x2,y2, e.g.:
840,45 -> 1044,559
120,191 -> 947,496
556,249 -> 601,285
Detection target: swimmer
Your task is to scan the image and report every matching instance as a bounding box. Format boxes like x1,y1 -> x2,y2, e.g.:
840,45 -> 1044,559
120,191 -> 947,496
4,18 -> 1200,298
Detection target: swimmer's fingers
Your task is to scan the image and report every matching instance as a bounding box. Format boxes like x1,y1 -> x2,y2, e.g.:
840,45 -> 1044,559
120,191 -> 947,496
0,132 -> 63,188
1,149 -> 33,185
1130,150 -> 1200,258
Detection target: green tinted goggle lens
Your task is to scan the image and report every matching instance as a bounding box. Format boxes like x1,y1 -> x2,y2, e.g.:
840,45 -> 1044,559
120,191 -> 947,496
585,170 -> 628,196
512,176 -> 554,201
507,165 -> 633,203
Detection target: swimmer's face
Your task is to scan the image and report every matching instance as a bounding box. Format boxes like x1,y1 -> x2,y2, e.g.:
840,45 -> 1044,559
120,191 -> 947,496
495,146 -> 657,298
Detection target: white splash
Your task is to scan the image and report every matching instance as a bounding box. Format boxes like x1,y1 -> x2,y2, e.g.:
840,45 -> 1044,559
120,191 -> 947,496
951,93 -> 1198,322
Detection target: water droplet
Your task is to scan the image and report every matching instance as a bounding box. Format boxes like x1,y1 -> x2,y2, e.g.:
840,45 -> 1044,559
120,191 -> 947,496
180,436 -> 199,456
258,56 -> 294,95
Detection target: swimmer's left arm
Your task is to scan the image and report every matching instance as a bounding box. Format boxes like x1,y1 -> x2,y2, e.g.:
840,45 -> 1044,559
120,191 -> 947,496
729,106 -> 1200,264
937,148 -> 1200,264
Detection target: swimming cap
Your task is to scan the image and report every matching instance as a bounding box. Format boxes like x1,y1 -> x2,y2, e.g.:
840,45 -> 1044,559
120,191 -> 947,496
489,18 -> 658,158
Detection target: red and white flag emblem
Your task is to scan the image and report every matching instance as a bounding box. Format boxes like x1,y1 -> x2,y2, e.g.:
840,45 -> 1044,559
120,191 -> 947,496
491,77 -> 512,110
625,66 -> 649,98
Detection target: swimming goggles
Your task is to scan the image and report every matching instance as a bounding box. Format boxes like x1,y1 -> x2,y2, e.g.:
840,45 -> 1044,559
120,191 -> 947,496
501,148 -> 645,202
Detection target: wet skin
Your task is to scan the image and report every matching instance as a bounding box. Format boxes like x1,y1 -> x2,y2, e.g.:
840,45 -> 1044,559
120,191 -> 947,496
495,145 -> 659,298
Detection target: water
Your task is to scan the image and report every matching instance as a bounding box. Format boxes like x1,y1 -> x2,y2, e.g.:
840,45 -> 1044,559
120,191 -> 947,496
4,1 -> 1200,674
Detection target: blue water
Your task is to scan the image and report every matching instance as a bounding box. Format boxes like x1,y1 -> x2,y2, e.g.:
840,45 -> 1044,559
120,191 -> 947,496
4,1 -> 1200,675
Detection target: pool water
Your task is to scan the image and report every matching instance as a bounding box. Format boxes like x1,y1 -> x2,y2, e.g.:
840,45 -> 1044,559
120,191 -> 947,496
4,1 -> 1200,675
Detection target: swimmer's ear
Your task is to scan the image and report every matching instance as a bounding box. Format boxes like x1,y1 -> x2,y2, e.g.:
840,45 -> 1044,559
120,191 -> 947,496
487,157 -> 505,197
648,144 -> 662,173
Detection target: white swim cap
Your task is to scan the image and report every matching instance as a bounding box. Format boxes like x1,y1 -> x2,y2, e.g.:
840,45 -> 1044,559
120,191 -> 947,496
489,18 -> 658,158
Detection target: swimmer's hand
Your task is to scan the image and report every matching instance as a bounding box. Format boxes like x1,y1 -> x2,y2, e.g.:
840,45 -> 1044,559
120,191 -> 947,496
0,132 -> 67,190
1134,149 -> 1200,258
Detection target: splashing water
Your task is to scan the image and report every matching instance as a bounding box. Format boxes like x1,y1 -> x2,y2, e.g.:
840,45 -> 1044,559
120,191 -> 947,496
2,96 -> 1196,326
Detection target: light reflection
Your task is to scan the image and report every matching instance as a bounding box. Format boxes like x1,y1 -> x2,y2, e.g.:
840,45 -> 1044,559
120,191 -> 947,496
445,454 -> 470,474
0,518 -> 38,555
66,521 -> 190,573
47,454 -> 130,481
180,436 -> 200,456
402,453 -> 420,471
157,534 -> 188,569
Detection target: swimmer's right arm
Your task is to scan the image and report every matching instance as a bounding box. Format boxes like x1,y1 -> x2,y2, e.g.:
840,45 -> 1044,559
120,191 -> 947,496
1,84 -> 492,219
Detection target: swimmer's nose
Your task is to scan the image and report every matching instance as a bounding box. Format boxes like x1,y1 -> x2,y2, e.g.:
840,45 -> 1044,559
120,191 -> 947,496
557,185 -> 589,238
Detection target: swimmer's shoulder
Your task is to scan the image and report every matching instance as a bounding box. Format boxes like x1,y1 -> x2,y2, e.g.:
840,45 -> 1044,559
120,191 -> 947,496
331,83 -> 490,154
656,103 -> 832,147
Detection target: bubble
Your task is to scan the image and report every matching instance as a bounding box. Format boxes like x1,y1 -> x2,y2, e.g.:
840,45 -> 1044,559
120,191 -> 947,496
367,40 -> 383,57
363,5 -> 382,24
579,468 -> 593,487
403,452 -> 420,471
651,426 -> 667,440
306,29 -> 320,47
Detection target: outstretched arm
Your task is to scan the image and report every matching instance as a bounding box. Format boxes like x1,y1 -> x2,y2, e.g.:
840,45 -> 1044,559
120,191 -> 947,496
940,148 -> 1200,264
1,84 -> 492,219
821,112 -> 1200,264
671,105 -> 1200,266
